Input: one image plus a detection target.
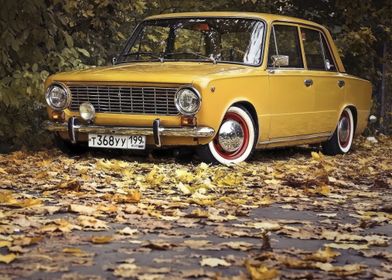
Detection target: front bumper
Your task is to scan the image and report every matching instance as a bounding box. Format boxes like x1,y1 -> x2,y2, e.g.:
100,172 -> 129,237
42,117 -> 215,147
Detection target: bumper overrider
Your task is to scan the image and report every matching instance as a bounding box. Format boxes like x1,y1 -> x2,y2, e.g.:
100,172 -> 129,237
42,117 -> 215,147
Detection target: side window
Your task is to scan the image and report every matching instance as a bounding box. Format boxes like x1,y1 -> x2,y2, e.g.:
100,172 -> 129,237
268,25 -> 303,68
301,28 -> 336,71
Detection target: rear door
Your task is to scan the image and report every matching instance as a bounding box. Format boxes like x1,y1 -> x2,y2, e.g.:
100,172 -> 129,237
300,27 -> 345,133
268,24 -> 317,139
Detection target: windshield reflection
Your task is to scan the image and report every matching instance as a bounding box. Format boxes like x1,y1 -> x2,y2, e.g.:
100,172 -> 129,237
118,18 -> 265,66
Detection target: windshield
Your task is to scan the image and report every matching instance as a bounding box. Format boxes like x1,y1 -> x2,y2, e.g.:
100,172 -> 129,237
118,17 -> 265,66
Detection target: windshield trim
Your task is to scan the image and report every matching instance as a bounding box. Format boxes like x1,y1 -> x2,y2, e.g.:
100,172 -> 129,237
117,16 -> 267,67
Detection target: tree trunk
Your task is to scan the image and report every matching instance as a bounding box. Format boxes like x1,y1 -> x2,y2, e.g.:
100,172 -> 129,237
380,42 -> 387,132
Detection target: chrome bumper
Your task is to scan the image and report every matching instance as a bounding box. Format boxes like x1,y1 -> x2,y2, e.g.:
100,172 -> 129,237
42,117 -> 215,147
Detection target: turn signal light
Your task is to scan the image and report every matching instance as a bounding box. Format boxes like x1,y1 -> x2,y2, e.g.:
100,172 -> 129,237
181,116 -> 196,126
51,111 -> 64,121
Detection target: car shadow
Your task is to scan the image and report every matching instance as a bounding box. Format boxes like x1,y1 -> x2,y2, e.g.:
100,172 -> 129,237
72,145 -> 319,165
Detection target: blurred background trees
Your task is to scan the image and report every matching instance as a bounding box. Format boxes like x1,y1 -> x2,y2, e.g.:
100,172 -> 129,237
0,0 -> 390,151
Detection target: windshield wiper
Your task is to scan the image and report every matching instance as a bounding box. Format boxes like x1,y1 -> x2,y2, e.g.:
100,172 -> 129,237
121,52 -> 164,63
164,52 -> 217,64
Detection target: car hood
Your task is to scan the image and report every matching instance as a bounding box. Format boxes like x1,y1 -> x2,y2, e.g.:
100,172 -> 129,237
48,62 -> 253,85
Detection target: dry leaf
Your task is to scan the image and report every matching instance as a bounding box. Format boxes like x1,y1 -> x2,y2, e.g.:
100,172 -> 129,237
69,204 -> 96,215
200,257 -> 230,267
117,227 -> 138,236
0,253 -> 16,264
90,235 -> 113,244
246,262 -> 279,280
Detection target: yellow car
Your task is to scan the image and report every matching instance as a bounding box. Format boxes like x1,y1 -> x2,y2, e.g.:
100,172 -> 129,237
43,12 -> 374,164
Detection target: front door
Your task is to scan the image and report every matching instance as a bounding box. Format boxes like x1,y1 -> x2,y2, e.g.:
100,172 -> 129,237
267,24 -> 318,139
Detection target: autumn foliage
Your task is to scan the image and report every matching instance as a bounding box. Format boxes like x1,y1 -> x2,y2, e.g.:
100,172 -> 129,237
0,0 -> 391,151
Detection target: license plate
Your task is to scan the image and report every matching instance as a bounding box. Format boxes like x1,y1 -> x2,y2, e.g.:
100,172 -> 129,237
88,134 -> 146,150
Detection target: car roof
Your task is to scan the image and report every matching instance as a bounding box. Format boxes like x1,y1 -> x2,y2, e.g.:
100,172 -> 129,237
145,12 -> 325,29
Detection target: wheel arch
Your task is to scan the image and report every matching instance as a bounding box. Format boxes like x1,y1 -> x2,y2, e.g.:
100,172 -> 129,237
232,101 -> 259,140
342,105 -> 358,134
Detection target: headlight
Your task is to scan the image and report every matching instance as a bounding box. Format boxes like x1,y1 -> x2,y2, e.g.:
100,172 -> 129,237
174,87 -> 201,116
45,82 -> 71,110
79,102 -> 96,122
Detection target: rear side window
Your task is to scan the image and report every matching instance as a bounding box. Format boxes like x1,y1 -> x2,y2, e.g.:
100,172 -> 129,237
268,25 -> 303,68
301,28 -> 336,71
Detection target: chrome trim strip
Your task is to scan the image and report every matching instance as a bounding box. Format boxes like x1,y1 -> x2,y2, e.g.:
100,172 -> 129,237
42,121 -> 215,138
259,132 -> 332,145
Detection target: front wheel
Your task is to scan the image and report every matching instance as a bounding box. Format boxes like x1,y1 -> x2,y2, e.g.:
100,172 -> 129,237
322,107 -> 355,155
197,106 -> 257,164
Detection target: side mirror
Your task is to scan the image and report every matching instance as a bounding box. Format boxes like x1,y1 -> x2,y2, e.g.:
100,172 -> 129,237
112,57 -> 117,65
271,55 -> 289,67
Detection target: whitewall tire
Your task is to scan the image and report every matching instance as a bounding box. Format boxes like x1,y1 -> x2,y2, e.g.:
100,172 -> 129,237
197,106 -> 256,164
322,107 -> 355,155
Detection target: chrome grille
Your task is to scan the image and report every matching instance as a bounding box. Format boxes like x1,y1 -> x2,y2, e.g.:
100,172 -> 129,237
68,85 -> 179,115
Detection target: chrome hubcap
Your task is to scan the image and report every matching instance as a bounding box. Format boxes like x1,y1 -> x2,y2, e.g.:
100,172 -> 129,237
338,117 -> 350,143
218,120 -> 244,152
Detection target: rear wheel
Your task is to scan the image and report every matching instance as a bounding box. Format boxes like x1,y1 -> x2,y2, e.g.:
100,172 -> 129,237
197,106 -> 257,164
322,107 -> 354,155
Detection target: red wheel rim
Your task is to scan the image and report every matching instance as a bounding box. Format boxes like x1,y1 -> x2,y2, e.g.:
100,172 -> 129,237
213,112 -> 250,160
338,110 -> 351,148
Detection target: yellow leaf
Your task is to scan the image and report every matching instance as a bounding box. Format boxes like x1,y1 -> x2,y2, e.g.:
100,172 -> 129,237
145,167 -> 165,186
246,262 -> 279,280
177,182 -> 191,195
90,235 -> 113,244
0,167 -> 7,174
0,191 -> 16,204
259,196 -> 274,206
0,253 -> 16,264
315,185 -> 331,196
175,169 -> 194,183
306,247 -> 340,262
58,179 -> 81,191
0,240 -> 11,248
113,190 -> 141,203
10,198 -> 42,208
311,151 -> 323,161
63,247 -> 90,257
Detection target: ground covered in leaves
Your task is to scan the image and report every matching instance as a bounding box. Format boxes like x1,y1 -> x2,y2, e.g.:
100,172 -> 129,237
0,136 -> 391,280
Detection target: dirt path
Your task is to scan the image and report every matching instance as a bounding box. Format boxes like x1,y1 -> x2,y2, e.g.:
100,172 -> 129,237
0,137 -> 391,279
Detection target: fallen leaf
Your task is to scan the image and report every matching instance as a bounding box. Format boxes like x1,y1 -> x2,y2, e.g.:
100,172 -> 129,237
246,261 -> 279,280
117,227 -> 138,236
69,204 -> 96,215
77,215 -> 109,230
305,247 -> 340,262
200,257 -> 230,267
90,235 -> 113,244
0,253 -> 16,264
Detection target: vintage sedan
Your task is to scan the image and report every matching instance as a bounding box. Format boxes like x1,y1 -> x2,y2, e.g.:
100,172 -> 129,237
43,12 -> 374,164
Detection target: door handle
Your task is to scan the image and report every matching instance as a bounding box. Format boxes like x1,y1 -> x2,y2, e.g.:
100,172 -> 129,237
304,79 -> 313,87
338,80 -> 345,88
